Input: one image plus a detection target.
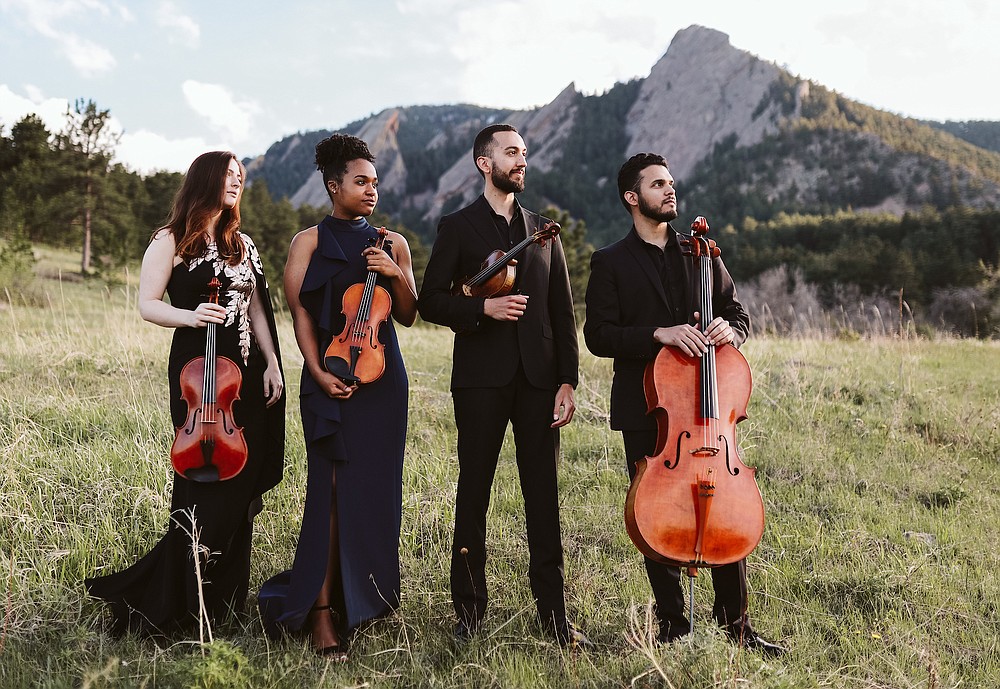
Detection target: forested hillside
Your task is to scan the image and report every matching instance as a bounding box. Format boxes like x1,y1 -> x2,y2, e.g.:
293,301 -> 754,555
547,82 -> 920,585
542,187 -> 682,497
3,26 -> 1000,338
926,119 -> 1000,154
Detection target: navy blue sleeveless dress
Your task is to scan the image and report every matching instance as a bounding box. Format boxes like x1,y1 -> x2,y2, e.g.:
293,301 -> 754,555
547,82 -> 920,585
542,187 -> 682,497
258,216 -> 407,635
86,234 -> 285,637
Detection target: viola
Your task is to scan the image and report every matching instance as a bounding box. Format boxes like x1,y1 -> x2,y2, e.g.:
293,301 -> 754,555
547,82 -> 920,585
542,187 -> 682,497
323,227 -> 393,385
171,277 -> 248,482
452,221 -> 561,298
625,216 -> 764,569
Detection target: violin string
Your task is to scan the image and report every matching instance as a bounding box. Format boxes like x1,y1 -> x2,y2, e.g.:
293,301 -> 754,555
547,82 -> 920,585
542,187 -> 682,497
468,229 -> 544,286
355,233 -> 383,342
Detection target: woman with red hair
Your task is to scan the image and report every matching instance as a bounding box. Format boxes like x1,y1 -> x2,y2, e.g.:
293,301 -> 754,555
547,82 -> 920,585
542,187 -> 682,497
86,151 -> 286,638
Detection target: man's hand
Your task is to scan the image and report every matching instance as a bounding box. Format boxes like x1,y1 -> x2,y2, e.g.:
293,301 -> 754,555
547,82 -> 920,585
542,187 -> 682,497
551,383 -> 576,428
484,294 -> 528,321
653,312 -> 735,356
653,323 -> 710,357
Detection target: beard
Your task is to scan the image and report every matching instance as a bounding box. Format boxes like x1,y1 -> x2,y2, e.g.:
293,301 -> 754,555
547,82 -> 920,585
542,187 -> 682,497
638,193 -> 678,223
491,165 -> 525,194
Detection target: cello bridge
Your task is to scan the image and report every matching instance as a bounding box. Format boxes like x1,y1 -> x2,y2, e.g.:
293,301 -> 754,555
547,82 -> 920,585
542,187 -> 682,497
690,446 -> 719,457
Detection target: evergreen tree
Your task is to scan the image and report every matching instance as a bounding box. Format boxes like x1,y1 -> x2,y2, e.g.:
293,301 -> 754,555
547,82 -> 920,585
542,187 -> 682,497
55,99 -> 122,273
0,115 -> 58,241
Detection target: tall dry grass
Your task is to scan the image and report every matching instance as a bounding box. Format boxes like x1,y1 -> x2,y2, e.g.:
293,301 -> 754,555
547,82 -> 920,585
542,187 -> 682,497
1,251 -> 998,687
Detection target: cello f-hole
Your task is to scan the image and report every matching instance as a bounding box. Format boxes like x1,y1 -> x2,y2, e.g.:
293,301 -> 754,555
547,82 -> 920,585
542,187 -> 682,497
666,430 -> 690,469
720,435 -> 740,476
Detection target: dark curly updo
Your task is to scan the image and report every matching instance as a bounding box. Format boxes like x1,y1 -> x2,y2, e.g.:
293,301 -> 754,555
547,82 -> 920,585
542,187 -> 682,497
315,134 -> 376,188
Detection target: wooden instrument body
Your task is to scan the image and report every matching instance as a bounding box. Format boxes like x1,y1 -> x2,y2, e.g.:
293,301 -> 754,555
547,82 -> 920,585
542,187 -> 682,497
452,249 -> 516,298
324,280 -> 391,384
451,221 -> 560,299
170,277 -> 248,482
625,343 -> 762,566
171,354 -> 248,482
323,227 -> 392,385
624,216 -> 764,568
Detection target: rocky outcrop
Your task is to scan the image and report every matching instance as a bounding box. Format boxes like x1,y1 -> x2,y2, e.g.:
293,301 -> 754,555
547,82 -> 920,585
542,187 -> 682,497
290,109 -> 407,208
246,24 -> 1000,242
421,83 -> 581,223
626,25 -> 786,180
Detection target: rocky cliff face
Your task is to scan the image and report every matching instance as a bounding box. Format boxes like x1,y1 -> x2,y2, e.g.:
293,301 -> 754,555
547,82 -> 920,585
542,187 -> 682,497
246,24 -> 1000,243
420,82 -> 581,224
626,26 -> 787,179
290,109 -> 407,208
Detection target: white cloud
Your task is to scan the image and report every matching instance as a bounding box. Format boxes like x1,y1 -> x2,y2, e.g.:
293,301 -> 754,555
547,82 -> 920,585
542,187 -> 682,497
0,0 -> 117,76
117,129 -> 217,174
155,1 -> 199,48
182,80 -> 260,142
114,1 -> 134,22
62,33 -> 117,76
0,84 -> 70,133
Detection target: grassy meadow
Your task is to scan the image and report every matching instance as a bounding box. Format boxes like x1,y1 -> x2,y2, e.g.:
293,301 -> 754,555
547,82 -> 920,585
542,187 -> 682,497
1,248 -> 998,688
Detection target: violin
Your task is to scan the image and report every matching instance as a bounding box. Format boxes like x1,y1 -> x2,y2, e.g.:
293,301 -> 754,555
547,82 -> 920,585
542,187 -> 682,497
452,221 -> 561,298
625,216 -> 764,569
324,227 -> 393,385
171,277 -> 248,482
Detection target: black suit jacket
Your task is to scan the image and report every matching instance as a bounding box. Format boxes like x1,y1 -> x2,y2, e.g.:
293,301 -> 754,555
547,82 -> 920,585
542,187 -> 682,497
418,195 -> 578,390
583,225 -> 749,431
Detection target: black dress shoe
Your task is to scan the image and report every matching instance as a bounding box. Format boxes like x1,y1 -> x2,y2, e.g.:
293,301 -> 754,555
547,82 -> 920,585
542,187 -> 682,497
728,630 -> 786,657
656,629 -> 688,644
554,622 -> 593,650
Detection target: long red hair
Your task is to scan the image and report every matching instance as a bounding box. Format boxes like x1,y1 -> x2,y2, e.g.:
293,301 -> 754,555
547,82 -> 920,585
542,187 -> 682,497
160,151 -> 246,265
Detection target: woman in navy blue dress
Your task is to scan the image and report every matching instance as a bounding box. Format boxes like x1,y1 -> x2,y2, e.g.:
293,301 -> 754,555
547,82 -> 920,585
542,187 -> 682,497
86,151 -> 285,637
258,135 -> 416,658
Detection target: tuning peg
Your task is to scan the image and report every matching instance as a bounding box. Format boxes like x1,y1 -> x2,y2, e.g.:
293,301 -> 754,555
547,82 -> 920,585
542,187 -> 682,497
690,216 -> 710,235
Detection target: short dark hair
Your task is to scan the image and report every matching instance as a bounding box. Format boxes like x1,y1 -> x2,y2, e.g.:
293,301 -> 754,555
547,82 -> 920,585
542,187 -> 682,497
472,124 -> 518,178
315,134 -> 375,186
617,152 -> 669,211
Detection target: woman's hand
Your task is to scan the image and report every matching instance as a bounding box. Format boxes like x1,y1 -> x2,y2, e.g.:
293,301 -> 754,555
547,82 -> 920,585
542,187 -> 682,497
314,369 -> 358,401
363,247 -> 401,280
262,362 -> 284,408
189,302 -> 227,328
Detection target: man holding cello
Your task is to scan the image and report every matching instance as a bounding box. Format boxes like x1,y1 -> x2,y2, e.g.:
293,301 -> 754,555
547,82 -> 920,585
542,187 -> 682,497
583,152 -> 785,656
418,124 -> 588,648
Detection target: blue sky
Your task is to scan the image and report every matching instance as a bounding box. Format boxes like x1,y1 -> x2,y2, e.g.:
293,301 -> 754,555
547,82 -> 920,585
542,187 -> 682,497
1,0 -> 997,174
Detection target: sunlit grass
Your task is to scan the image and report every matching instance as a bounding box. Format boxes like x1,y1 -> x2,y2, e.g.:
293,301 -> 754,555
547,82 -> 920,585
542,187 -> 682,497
1,252 -> 998,687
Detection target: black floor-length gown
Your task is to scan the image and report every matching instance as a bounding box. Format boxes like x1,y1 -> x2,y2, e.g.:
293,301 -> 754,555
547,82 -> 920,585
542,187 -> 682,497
258,216 -> 407,637
86,235 -> 285,637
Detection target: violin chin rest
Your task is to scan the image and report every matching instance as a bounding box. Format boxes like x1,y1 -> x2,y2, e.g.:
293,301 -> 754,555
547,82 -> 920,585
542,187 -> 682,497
184,465 -> 220,483
324,355 -> 361,386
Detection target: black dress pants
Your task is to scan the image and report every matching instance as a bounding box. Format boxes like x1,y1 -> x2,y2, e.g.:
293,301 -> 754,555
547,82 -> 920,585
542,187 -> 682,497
451,366 -> 566,630
622,430 -> 751,639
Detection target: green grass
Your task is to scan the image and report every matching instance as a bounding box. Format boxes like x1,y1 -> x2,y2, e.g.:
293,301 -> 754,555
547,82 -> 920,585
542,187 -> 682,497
1,253 -> 998,687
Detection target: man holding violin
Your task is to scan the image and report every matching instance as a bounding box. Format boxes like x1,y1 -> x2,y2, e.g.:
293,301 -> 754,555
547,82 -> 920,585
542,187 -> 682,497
583,152 -> 785,656
418,124 -> 588,648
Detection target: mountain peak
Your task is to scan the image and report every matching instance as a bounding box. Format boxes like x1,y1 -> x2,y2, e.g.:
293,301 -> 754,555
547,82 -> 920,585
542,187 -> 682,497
627,24 -> 784,179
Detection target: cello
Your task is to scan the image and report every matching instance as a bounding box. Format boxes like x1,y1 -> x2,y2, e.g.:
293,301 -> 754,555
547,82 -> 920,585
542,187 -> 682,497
323,226 -> 393,385
171,277 -> 248,482
624,216 -> 764,622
